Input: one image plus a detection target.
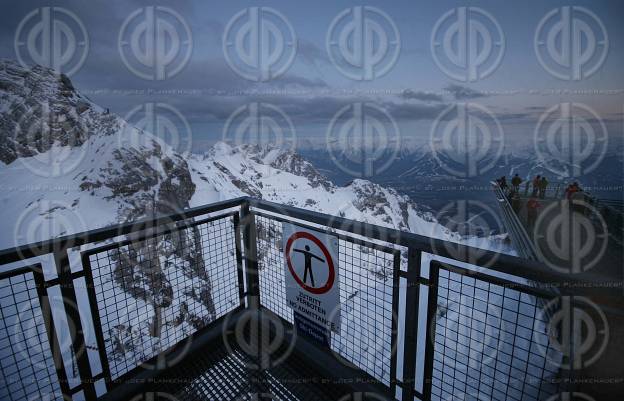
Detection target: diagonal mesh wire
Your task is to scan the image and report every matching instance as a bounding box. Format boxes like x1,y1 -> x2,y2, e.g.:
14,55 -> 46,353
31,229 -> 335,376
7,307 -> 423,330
87,215 -> 241,380
0,272 -> 63,401
430,267 -> 562,401
255,214 -> 397,386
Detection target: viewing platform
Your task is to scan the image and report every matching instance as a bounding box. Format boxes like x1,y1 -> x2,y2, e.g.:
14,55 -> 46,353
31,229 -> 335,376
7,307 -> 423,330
0,197 -> 622,401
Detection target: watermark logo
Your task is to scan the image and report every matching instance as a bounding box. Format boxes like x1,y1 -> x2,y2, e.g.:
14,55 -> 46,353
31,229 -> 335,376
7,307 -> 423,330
533,200 -> 609,274
122,102 -> 192,154
431,7 -> 505,82
534,102 -> 608,177
535,6 -> 608,81
326,102 -> 400,178
431,200 -> 505,267
235,394 -> 276,401
128,392 -> 180,401
119,6 -> 193,81
223,7 -> 297,82
429,271 -> 510,372
326,6 -> 401,81
327,298 -> 398,375
441,392 -> 489,401
14,295 -> 93,372
27,391 -> 72,401
14,200 -> 87,252
546,393 -> 596,401
222,307 -> 296,370
223,102 -> 296,150
535,296 -> 608,370
430,103 -> 504,178
13,101 -> 89,178
338,393 -> 388,401
15,7 -> 89,76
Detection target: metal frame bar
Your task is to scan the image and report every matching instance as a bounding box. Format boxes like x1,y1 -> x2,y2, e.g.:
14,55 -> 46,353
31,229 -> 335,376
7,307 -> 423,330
389,250 -> 401,397
255,209 -> 403,391
0,196 -> 617,401
81,211 -> 240,259
30,265 -> 73,399
422,260 -> 562,400
0,196 -> 612,295
401,248 -> 422,401
247,198 -> 611,296
233,212 -> 246,305
0,197 -> 248,265
79,209 -> 244,395
54,248 -> 98,399
423,261 -> 440,401
81,251 -> 113,393
252,209 -> 399,254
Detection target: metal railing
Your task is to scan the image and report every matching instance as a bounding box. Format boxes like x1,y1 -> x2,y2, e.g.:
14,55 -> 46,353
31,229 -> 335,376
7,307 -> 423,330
521,180 -> 566,199
0,196 -> 615,401
492,183 -> 539,260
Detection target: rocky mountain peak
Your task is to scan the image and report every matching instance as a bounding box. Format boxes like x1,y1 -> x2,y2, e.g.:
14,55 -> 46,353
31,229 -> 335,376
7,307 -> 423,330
0,60 -> 119,165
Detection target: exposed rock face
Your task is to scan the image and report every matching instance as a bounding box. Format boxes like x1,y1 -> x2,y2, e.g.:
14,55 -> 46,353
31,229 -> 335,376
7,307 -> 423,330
0,61 -> 214,364
351,180 -> 413,231
212,160 -> 263,198
0,60 -> 119,164
0,60 -> 515,369
269,151 -> 334,191
79,138 -> 196,220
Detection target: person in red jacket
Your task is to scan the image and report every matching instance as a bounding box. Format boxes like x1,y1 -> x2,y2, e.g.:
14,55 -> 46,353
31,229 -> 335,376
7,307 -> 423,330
565,182 -> 580,199
526,196 -> 541,229
531,175 -> 541,196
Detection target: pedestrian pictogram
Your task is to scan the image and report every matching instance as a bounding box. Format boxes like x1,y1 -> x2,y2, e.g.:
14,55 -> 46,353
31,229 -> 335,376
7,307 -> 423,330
294,245 -> 324,287
283,224 -> 341,335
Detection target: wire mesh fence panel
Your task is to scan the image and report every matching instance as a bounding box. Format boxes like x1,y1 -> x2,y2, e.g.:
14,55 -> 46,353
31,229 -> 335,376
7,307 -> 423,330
255,214 -> 397,386
86,215 -> 241,380
0,272 -> 63,401
429,266 -> 562,401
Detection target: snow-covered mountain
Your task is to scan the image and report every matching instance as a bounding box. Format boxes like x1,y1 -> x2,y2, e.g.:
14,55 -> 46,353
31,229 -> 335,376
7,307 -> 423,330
0,59 -> 511,253
0,61 -> 560,397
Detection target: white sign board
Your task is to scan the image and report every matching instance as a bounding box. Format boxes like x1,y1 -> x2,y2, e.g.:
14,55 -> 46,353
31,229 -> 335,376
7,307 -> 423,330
283,223 -> 341,331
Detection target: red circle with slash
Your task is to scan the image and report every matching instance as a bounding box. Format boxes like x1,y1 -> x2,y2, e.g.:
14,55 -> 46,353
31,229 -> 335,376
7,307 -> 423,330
285,231 -> 335,295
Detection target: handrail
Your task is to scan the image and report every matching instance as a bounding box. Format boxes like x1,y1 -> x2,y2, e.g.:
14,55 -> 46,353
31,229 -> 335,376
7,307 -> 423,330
492,183 -> 540,260
0,196 -> 618,295
247,197 -> 614,295
0,195 -> 619,401
0,196 -> 248,265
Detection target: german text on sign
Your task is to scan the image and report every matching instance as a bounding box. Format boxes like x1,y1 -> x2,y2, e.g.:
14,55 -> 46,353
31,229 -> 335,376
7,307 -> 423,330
283,223 -> 341,331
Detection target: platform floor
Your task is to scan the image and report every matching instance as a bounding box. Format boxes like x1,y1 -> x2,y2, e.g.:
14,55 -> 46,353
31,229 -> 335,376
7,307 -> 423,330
147,342 -> 350,400
117,310 -> 360,401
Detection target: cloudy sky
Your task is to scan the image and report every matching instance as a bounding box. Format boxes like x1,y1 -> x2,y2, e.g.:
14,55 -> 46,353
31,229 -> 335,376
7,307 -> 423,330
1,0 -> 623,153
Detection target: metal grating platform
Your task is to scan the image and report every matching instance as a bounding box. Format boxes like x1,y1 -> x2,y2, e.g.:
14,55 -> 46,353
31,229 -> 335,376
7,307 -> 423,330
144,326 -> 352,400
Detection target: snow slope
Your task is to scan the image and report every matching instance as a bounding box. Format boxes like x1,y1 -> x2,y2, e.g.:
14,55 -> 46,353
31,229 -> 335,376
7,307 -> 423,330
0,61 -> 557,401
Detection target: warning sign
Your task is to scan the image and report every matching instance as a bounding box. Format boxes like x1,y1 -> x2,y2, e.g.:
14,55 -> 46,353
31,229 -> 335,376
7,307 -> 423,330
283,223 -> 341,332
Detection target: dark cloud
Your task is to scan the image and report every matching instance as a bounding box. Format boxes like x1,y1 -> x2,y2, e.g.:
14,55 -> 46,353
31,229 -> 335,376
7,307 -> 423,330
444,84 -> 489,100
400,89 -> 443,102
297,40 -> 331,66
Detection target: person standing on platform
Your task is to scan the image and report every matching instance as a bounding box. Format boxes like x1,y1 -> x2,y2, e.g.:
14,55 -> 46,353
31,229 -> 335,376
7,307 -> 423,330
531,175 -> 541,197
511,174 -> 522,193
526,196 -> 541,230
539,176 -> 549,198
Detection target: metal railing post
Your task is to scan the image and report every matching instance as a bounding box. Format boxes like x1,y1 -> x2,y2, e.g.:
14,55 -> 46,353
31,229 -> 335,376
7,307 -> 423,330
422,263 -> 440,401
240,200 -> 269,398
54,247 -> 98,400
241,200 -> 260,310
33,269 -> 73,400
401,247 -> 421,401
